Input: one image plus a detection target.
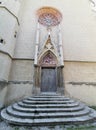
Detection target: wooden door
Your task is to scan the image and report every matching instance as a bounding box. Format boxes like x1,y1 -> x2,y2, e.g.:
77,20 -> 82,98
41,68 -> 57,92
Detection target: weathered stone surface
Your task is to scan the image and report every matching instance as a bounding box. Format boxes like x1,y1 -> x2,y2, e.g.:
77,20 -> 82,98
1,94 -> 96,126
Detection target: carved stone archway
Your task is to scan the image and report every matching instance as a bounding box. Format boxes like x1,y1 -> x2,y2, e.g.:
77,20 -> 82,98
34,50 -> 64,95
39,51 -> 57,67
33,6 -> 64,95
39,51 -> 57,93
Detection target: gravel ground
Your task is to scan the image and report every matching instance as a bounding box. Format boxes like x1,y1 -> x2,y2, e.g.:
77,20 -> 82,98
0,121 -> 67,130
0,120 -> 96,130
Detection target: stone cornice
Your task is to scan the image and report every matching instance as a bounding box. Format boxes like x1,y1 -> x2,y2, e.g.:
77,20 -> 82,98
0,50 -> 34,60
13,58 -> 34,61
0,6 -> 20,25
68,82 -> 96,86
0,50 -> 12,59
0,50 -> 96,63
64,60 -> 96,63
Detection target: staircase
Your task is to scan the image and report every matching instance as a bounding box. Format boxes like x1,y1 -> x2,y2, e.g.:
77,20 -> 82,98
1,93 -> 96,126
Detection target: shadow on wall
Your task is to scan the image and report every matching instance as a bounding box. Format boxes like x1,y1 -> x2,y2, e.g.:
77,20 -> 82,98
0,81 -> 8,109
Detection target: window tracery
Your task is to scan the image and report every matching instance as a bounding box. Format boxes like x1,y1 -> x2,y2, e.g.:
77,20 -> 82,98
37,7 -> 62,27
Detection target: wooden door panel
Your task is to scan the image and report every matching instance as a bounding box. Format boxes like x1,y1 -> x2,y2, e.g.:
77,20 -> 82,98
41,68 -> 57,92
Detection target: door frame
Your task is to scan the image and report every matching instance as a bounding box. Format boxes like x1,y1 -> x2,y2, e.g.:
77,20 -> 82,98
33,51 -> 64,95
40,66 -> 57,93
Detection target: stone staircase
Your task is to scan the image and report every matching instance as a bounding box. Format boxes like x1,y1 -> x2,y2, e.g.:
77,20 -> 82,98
1,93 -> 96,126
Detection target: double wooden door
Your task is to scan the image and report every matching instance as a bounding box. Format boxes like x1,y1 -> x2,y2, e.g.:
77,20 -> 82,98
41,67 -> 57,92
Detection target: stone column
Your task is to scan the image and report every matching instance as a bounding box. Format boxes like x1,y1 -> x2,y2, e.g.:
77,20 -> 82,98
34,22 -> 40,65
58,24 -> 64,66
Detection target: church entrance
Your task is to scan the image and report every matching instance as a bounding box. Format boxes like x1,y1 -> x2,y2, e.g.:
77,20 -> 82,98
41,67 -> 57,92
34,35 -> 64,95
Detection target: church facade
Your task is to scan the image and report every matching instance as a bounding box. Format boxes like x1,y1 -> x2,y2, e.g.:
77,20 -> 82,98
0,0 -> 96,108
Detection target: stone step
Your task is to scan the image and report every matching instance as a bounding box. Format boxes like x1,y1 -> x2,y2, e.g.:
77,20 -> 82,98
22,99 -> 75,104
6,105 -> 90,119
1,109 -> 96,126
17,101 -> 80,108
40,92 -> 59,95
32,95 -> 65,98
12,103 -> 85,113
38,93 -> 60,96
27,97 -> 70,101
1,94 -> 96,126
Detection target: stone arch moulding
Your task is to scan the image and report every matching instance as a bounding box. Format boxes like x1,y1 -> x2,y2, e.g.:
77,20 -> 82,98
33,49 -> 64,95
38,50 -> 58,67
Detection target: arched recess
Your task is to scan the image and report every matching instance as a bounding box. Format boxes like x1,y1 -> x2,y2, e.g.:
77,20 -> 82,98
39,50 -> 58,67
34,50 -> 64,94
39,51 -> 58,93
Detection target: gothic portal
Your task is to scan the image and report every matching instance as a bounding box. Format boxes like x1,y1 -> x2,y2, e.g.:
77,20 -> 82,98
34,7 -> 64,94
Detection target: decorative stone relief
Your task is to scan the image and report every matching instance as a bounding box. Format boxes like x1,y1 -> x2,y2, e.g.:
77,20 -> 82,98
37,7 -> 62,27
38,34 -> 59,66
42,52 -> 56,66
44,35 -> 54,50
35,7 -> 63,66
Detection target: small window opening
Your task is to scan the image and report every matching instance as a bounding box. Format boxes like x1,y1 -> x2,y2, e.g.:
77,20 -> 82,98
0,39 -> 4,43
14,31 -> 17,38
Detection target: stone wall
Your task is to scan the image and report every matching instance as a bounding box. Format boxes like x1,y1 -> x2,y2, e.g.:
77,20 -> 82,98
0,53 -> 11,108
0,83 -> 7,108
4,60 -> 34,105
0,0 -> 22,107
64,61 -> 96,106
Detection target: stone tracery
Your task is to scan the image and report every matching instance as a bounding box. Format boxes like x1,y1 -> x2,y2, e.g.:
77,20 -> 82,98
41,52 -> 57,66
37,7 -> 62,27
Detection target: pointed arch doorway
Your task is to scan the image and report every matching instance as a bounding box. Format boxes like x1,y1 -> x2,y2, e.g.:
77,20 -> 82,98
34,34 -> 64,95
40,51 -> 57,93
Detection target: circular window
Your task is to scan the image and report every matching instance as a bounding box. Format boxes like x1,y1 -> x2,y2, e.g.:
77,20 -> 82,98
37,7 -> 62,27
